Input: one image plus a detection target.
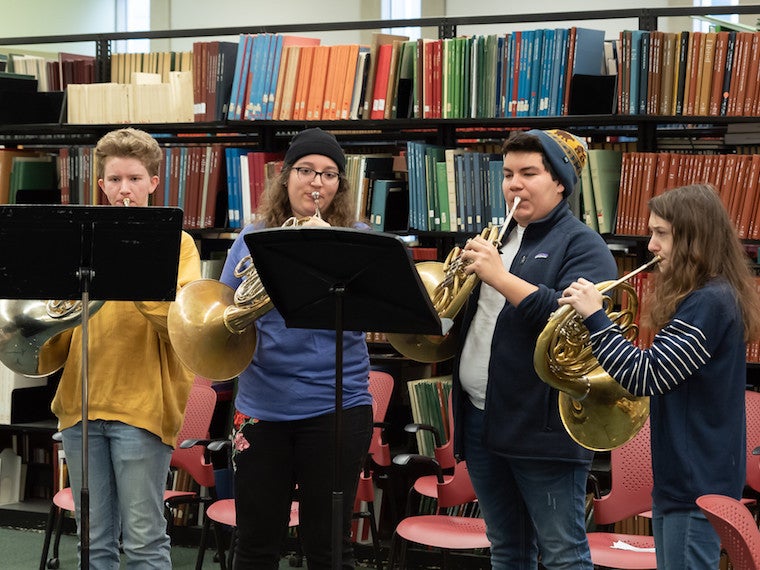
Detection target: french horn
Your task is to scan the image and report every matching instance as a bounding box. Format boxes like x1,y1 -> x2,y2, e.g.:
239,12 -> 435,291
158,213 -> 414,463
168,207 -> 322,381
0,299 -> 104,377
533,256 -> 660,451
386,197 -> 521,362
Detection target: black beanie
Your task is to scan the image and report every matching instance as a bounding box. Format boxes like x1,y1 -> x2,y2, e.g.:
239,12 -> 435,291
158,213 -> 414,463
283,127 -> 346,173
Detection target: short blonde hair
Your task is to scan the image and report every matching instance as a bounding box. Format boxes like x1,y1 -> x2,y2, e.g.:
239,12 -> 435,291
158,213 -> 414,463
94,128 -> 162,179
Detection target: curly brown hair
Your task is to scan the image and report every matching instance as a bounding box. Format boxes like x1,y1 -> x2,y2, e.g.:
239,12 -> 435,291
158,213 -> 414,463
255,164 -> 359,228
646,184 -> 760,341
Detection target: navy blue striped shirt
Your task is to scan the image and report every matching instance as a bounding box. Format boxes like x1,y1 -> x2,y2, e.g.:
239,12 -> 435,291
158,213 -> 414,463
583,277 -> 747,512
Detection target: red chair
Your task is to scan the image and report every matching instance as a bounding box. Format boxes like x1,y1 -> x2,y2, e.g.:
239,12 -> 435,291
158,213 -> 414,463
743,390 -> 760,498
39,380 -> 218,570
586,418 -> 657,569
387,460 -> 490,569
697,494 -> 760,570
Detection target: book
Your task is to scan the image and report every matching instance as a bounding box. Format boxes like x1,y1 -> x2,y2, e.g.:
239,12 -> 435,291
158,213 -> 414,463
406,376 -> 452,457
369,43 -> 393,120
362,32 -> 409,119
588,149 -> 622,235
579,155 -> 598,231
9,156 -> 57,204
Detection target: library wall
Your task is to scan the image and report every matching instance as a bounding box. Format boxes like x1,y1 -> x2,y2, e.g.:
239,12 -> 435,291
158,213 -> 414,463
162,0 -> 373,50
0,0 -> 115,55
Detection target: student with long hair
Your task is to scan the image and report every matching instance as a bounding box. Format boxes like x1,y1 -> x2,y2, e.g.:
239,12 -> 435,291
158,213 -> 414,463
560,183 -> 760,569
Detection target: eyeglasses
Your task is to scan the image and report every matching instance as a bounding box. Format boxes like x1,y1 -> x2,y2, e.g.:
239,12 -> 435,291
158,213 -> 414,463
292,166 -> 341,185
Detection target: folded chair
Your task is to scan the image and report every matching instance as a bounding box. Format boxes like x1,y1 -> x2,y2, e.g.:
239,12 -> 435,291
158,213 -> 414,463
39,380 -> 217,570
697,494 -> 760,570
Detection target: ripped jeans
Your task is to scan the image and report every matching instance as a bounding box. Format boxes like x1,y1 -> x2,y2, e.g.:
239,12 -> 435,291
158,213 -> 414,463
462,400 -> 593,570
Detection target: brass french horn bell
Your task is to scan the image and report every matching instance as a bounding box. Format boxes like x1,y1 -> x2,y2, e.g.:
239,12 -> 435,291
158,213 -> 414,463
533,256 -> 660,451
168,215 -> 320,381
0,299 -> 104,377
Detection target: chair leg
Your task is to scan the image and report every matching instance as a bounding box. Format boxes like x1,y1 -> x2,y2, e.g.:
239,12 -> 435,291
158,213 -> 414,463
386,531 -> 399,570
366,502 -> 383,570
226,528 -> 236,569
39,503 -> 58,570
195,515 -> 212,570
213,521 -> 228,570
49,506 -> 66,567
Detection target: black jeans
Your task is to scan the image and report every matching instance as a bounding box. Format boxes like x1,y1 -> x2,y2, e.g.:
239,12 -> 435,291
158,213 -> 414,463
232,404 -> 373,569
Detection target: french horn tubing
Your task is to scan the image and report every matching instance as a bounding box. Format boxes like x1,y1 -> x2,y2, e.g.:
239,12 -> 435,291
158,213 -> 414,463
386,197 -> 521,363
533,256 -> 661,451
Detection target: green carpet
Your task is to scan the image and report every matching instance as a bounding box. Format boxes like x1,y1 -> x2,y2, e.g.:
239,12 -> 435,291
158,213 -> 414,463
0,525 -> 303,569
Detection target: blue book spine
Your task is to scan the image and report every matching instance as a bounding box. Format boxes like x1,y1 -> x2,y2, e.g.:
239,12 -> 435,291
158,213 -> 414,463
553,29 -> 569,116
244,34 -> 271,121
228,34 -> 250,121
528,30 -> 543,116
262,34 -> 283,120
163,147 -> 172,206
628,30 -> 645,115
537,29 -> 555,116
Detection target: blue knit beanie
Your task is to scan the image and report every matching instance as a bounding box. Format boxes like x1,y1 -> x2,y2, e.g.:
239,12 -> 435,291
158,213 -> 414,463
525,129 -> 587,196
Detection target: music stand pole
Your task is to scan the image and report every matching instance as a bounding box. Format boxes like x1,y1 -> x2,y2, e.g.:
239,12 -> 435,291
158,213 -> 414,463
79,270 -> 93,568
330,285 -> 345,567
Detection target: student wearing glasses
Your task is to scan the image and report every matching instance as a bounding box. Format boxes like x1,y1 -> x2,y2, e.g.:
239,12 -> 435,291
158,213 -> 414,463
219,128 -> 373,569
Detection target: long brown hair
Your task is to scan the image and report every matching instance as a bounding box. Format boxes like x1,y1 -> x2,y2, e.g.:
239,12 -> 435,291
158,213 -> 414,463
646,184 -> 760,341
256,164 -> 358,228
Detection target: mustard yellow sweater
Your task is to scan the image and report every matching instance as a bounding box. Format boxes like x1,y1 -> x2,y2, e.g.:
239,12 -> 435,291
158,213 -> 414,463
51,231 -> 202,448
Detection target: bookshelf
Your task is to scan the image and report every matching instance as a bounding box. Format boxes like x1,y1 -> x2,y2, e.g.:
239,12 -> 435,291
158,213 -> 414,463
2,5 -> 760,533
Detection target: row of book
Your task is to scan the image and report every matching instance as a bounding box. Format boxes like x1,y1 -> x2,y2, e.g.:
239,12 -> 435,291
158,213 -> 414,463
203,27 -> 611,123
613,151 -> 760,239
66,71 -> 194,124
617,30 -> 760,117
407,375 -> 451,457
406,142 -> 506,233
6,144 -> 760,245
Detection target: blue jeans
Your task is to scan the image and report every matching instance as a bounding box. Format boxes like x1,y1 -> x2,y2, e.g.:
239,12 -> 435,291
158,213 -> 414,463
62,420 -> 173,570
463,400 -> 593,570
652,504 -> 721,569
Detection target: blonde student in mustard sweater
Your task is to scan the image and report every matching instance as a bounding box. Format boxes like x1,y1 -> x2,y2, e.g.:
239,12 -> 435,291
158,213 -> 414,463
50,128 -> 202,569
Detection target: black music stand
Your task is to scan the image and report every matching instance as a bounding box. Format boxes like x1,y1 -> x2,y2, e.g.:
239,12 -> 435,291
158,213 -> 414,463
0,204 -> 183,569
244,227 -> 451,570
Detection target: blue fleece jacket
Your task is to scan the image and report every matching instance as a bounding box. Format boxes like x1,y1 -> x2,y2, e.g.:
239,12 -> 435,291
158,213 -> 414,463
452,201 -> 618,463
221,223 -> 372,421
584,277 -> 746,512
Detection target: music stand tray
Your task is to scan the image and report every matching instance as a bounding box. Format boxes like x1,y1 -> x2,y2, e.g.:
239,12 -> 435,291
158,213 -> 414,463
0,204 -> 184,569
244,226 -> 450,570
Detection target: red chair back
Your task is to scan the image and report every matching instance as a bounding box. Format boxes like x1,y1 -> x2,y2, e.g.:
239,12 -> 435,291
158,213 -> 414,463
367,370 -> 394,468
436,461 -> 477,509
593,418 -> 653,525
744,390 -> 760,493
170,382 -> 218,489
697,494 -> 760,570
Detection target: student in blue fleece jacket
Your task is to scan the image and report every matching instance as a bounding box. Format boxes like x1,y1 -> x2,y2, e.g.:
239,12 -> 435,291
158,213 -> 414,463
452,129 -> 618,569
560,183 -> 760,570
220,128 -> 372,569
